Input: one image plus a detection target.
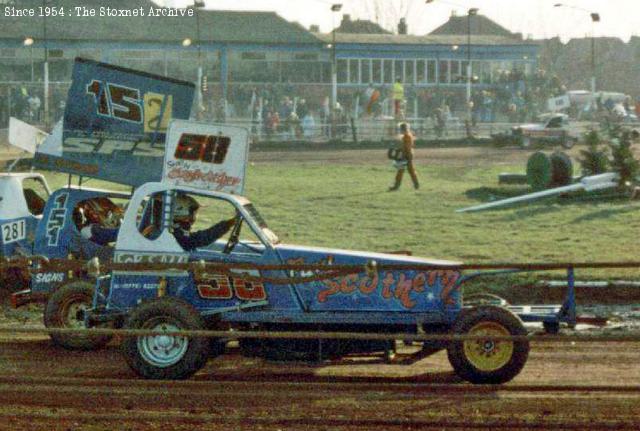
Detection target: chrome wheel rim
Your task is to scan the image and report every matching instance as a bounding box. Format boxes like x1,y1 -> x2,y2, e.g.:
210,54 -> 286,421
138,321 -> 188,368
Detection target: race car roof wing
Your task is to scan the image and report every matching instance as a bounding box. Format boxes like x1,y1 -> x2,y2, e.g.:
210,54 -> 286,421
162,120 -> 249,195
34,57 -> 195,187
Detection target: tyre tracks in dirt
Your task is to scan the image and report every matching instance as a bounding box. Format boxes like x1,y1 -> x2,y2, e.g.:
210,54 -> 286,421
0,338 -> 638,430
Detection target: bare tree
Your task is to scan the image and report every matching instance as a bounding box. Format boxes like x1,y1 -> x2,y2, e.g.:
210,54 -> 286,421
355,0 -> 418,33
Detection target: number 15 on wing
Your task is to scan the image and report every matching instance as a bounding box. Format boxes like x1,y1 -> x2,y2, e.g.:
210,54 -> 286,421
2,220 -> 26,244
86,80 -> 173,132
86,80 -> 143,124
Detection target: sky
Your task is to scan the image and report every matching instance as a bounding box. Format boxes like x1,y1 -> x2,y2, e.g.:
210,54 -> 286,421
162,0 -> 640,42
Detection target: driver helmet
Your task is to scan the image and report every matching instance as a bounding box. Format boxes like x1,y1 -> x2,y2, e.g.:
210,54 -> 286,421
76,197 -> 123,229
173,194 -> 200,230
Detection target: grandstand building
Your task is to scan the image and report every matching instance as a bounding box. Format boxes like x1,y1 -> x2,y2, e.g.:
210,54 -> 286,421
0,0 -> 538,125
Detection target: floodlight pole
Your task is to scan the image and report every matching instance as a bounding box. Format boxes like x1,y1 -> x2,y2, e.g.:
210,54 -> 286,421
554,4 -> 599,95
330,4 -> 342,112
466,8 -> 478,107
590,25 -> 596,94
43,0 -> 49,128
426,2 -> 477,116
194,0 -> 205,117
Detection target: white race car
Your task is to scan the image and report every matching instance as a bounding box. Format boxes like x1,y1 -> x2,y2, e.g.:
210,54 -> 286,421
512,113 -> 578,149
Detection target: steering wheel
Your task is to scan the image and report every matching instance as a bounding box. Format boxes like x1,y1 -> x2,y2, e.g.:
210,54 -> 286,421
222,214 -> 243,254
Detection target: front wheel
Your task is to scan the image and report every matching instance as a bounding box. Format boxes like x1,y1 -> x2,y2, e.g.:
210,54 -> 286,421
121,297 -> 211,380
44,281 -> 112,350
447,306 -> 529,384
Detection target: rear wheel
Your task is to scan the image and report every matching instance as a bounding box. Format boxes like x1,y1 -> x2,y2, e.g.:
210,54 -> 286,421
121,297 -> 211,380
447,306 -> 529,384
44,281 -> 112,350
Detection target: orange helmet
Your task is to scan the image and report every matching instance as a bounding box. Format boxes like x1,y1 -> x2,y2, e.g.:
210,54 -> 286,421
76,198 -> 124,229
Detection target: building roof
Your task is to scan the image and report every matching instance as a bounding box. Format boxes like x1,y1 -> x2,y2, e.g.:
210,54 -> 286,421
335,15 -> 390,35
429,13 -> 520,39
314,32 -> 534,47
0,0 -> 321,46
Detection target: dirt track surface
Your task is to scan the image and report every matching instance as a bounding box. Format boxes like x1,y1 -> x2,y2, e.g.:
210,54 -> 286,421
0,334 -> 638,430
249,144 -> 617,168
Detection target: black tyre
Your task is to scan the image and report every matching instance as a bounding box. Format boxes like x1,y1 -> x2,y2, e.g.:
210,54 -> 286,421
526,151 -> 552,190
121,297 -> 211,380
44,281 -> 112,350
447,306 -> 529,384
549,151 -> 573,187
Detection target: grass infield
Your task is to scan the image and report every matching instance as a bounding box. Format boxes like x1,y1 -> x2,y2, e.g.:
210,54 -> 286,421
42,151 -> 640,299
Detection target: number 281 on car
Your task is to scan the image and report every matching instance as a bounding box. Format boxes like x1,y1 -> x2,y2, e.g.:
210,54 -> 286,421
1,220 -> 26,244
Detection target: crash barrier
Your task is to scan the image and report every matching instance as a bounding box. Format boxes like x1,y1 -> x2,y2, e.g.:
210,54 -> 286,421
3,326 -> 640,343
227,117 -> 590,143
2,256 -> 640,342
0,81 -> 70,128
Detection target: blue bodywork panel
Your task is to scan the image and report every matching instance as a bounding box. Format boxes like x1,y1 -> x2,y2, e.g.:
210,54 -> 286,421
93,184 -> 574,330
30,187 -> 128,296
99,182 -> 464,327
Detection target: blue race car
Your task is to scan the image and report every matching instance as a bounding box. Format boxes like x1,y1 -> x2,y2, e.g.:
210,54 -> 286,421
82,182 -> 535,384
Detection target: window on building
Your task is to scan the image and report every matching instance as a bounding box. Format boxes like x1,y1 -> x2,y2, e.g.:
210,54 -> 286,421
361,59 -> 371,84
404,60 -> 415,84
461,60 -> 469,79
320,62 -> 332,83
394,60 -> 403,82
438,60 -> 449,84
349,59 -> 359,84
383,59 -> 393,83
479,61 -> 491,84
472,61 -> 482,83
416,60 -> 425,84
281,61 -> 322,83
337,59 -> 348,83
426,60 -> 436,84
372,59 -> 382,83
450,60 -> 461,83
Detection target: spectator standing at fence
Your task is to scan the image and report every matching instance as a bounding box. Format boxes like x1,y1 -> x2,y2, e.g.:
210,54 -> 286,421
364,82 -> 380,116
265,108 -> 279,138
388,122 -> 419,191
392,78 -> 404,119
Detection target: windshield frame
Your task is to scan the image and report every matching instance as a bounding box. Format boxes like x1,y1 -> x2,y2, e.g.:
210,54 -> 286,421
242,202 -> 280,245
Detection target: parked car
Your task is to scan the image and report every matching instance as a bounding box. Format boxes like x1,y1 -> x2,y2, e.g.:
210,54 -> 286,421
511,113 -> 578,149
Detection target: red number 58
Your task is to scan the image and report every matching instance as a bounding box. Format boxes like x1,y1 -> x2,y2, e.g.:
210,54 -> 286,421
196,272 -> 267,301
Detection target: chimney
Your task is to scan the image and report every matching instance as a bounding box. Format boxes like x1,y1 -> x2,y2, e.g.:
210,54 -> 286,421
309,24 -> 320,32
341,14 -> 351,25
398,17 -> 407,35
